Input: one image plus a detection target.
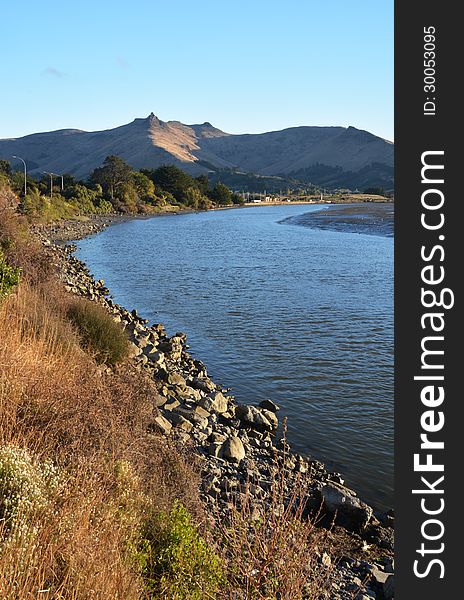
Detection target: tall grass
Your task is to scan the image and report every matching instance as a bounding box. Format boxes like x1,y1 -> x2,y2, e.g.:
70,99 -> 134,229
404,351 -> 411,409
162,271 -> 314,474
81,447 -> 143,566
0,279 -> 205,598
0,195 -> 337,598
66,297 -> 130,365
214,436 -> 334,600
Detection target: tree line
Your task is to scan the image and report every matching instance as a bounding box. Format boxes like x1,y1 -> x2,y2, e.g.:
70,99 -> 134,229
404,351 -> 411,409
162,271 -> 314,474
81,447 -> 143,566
0,156 -> 244,220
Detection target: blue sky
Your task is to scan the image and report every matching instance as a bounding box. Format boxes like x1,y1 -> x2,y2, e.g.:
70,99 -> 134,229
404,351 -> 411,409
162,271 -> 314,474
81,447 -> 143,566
1,1 -> 393,140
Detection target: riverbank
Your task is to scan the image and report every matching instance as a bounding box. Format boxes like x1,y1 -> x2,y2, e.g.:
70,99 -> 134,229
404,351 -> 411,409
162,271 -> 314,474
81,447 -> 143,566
280,203 -> 394,238
29,195 -> 393,244
31,217 -> 395,599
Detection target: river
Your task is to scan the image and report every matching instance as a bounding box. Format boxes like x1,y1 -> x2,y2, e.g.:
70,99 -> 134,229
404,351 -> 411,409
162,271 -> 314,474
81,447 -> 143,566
75,203 -> 394,510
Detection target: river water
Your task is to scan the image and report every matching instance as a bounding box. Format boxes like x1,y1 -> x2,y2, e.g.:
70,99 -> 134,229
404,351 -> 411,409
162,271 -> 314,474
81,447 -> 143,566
75,203 -> 394,510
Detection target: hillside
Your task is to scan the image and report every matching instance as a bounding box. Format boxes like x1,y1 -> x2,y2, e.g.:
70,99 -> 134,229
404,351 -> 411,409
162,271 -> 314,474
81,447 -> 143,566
0,114 -> 394,190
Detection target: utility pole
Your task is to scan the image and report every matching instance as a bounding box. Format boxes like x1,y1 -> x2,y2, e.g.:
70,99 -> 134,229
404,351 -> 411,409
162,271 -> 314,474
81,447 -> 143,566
12,155 -> 27,196
44,172 -> 54,199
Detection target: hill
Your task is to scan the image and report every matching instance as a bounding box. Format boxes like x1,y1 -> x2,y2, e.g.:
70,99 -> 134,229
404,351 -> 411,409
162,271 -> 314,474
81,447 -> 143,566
0,113 -> 394,189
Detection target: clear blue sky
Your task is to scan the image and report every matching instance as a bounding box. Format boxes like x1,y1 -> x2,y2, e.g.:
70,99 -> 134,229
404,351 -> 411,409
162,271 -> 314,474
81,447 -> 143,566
1,0 -> 393,140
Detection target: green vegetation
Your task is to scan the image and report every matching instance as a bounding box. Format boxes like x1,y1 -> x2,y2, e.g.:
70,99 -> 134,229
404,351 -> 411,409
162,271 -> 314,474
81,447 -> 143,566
1,156 -> 242,221
137,501 -> 224,599
66,298 -> 130,365
363,186 -> 385,196
0,248 -> 20,300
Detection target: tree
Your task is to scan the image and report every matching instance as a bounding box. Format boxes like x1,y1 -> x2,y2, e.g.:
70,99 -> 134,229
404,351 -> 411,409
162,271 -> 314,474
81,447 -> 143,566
146,165 -> 196,203
90,155 -> 133,202
231,192 -> 245,205
131,171 -> 156,201
208,182 -> 233,206
184,186 -> 211,210
363,186 -> 385,196
195,174 -> 209,194
0,160 -> 11,176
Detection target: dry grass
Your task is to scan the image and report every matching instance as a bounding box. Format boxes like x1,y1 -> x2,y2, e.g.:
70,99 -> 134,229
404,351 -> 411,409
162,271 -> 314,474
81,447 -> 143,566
66,297 -> 130,366
214,445 -> 334,600
0,209 -> 205,598
0,199 -> 337,599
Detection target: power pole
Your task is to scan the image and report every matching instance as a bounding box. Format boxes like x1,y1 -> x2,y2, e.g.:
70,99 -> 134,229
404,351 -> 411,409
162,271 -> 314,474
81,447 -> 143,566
12,155 -> 27,196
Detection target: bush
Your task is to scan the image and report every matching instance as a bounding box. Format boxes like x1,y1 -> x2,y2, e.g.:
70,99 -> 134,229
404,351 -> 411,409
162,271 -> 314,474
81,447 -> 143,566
66,299 -> 129,365
0,445 -> 60,539
137,501 -> 224,599
0,249 -> 20,300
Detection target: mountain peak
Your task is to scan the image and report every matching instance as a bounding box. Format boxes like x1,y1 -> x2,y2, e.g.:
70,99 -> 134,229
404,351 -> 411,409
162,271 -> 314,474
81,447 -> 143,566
147,112 -> 161,124
0,116 -> 394,188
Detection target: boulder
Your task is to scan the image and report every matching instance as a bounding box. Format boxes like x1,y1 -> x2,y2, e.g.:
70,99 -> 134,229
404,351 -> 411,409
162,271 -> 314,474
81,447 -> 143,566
167,372 -> 186,386
152,394 -> 167,408
127,343 -> 142,358
320,483 -> 373,532
236,405 -> 275,432
261,408 -> 278,430
191,377 -> 216,393
259,399 -> 280,413
199,391 -> 228,414
371,567 -> 390,585
221,436 -> 246,463
163,399 -> 180,412
165,412 -> 193,433
153,415 -> 172,435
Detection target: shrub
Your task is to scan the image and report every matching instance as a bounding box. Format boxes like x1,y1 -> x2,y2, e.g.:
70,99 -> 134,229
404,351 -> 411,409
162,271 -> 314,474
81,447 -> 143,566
137,500 -> 224,599
0,445 -> 60,538
66,298 -> 129,365
0,249 -> 20,300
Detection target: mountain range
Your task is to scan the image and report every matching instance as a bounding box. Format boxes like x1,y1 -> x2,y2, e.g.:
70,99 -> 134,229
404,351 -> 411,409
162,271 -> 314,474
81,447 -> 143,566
0,113 -> 394,190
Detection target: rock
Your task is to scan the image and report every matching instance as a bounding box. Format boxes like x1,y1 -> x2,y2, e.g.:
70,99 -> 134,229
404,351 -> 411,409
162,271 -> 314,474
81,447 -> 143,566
371,567 -> 389,586
321,552 -> 332,567
236,405 -> 274,432
192,405 -> 211,419
261,408 -> 278,430
363,524 -> 394,551
221,436 -> 246,463
208,442 -> 222,457
259,399 -> 280,413
167,372 -> 186,386
135,334 -> 150,348
136,354 -> 148,365
320,483 -> 373,532
174,384 -> 201,401
153,415 -> 172,435
127,343 -> 142,358
191,377 -> 215,393
144,346 -> 165,363
381,557 -> 394,573
164,412 -> 193,433
163,399 -> 181,411
152,394 -> 167,408
199,391 -> 228,414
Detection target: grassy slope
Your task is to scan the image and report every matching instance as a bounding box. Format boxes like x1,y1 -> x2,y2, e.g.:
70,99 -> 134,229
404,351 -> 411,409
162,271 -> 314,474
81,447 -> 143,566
0,186 -> 336,599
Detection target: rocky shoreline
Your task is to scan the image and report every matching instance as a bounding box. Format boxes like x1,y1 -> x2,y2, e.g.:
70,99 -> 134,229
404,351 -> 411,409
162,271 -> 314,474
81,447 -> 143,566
34,218 -> 394,600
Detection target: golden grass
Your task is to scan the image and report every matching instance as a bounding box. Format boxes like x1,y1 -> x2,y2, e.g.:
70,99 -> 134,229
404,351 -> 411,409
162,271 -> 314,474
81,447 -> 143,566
0,277 -> 203,598
0,200 -> 338,599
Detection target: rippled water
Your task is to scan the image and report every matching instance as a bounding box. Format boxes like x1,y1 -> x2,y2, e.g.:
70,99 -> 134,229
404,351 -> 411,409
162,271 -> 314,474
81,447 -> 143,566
75,204 -> 394,510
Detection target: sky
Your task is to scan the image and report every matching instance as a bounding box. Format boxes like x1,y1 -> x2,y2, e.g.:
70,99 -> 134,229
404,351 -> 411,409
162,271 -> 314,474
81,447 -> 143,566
1,1 -> 393,141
